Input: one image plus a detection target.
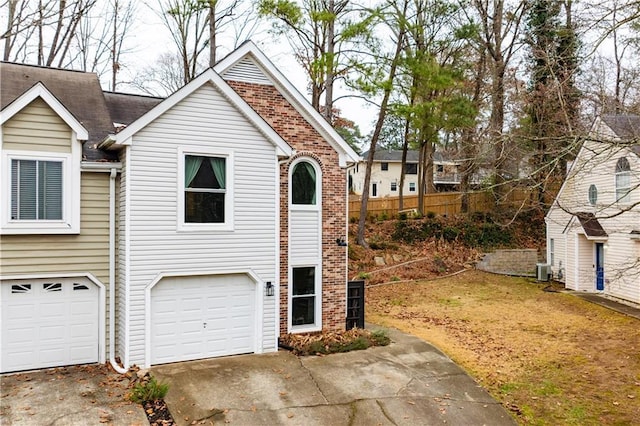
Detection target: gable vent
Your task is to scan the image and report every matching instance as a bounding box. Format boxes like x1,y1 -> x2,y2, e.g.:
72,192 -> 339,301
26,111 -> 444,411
221,57 -> 273,86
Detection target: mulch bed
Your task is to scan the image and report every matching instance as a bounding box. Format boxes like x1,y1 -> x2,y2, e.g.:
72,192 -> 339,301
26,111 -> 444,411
143,399 -> 175,425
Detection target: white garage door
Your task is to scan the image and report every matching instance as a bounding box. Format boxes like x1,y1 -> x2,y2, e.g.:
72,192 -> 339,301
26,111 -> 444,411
1,278 -> 100,373
150,274 -> 256,365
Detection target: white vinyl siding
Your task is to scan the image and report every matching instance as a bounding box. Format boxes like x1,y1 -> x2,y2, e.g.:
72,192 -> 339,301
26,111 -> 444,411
546,134 -> 640,304
290,210 -> 321,261
122,84 -> 279,366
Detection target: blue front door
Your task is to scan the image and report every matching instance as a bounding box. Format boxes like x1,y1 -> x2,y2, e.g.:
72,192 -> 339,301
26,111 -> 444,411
595,243 -> 604,291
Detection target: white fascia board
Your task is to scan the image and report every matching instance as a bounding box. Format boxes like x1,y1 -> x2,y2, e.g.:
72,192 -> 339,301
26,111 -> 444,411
0,82 -> 89,140
215,41 -> 362,166
113,69 -> 291,157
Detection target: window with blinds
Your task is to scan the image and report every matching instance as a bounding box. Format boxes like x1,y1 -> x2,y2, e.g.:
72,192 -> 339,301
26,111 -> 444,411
11,159 -> 63,220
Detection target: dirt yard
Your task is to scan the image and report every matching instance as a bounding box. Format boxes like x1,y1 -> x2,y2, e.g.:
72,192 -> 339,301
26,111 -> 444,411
366,270 -> 640,425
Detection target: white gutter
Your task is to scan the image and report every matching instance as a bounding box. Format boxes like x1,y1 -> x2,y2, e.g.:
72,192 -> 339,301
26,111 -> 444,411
108,167 -> 127,374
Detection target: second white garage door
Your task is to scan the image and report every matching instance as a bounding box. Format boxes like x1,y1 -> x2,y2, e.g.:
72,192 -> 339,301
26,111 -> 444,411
1,277 -> 100,373
150,274 -> 256,365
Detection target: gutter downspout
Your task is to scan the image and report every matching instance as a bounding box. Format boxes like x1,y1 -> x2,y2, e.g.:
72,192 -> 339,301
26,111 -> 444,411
108,167 -> 127,374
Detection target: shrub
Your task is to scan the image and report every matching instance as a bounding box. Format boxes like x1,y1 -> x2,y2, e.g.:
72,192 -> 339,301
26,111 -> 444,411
370,329 -> 391,346
129,376 -> 169,403
425,211 -> 436,219
356,271 -> 370,280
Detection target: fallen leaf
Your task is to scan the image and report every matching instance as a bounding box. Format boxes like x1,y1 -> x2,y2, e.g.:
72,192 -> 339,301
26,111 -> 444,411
287,413 -> 294,418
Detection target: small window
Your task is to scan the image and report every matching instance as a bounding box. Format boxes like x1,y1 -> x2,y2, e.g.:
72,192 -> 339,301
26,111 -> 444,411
390,181 -> 397,191
292,161 -> 317,205
381,162 -> 389,171
292,267 -> 316,327
436,164 -> 444,173
11,284 -> 31,294
404,163 -> 418,175
615,157 -> 631,203
43,282 -> 62,292
588,184 -> 598,205
409,182 -> 416,192
73,283 -> 90,291
549,238 -> 555,266
11,159 -> 63,220
184,155 -> 226,223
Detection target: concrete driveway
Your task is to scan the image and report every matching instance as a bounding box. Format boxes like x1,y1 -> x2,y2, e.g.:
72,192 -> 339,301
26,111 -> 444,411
0,364 -> 148,425
152,328 -> 516,425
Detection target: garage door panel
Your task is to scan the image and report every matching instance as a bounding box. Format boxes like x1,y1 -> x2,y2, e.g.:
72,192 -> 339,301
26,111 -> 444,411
1,278 -> 99,373
151,274 -> 256,365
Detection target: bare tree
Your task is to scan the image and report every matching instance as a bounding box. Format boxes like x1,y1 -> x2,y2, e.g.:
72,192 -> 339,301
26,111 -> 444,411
70,0 -> 136,90
2,0 -> 97,65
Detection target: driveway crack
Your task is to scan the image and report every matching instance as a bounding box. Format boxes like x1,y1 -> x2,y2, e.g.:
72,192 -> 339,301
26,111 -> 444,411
296,357 -> 329,405
375,399 -> 397,425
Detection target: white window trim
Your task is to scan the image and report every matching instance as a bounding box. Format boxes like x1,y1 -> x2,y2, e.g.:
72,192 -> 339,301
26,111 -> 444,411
614,158 -> 631,205
1,149 -> 80,234
288,156 -> 322,333
289,157 -> 322,212
177,146 -> 234,232
288,264 -> 322,333
409,182 -> 416,192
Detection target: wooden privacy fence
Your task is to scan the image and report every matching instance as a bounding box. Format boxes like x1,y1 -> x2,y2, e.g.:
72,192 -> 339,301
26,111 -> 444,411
348,190 -> 533,219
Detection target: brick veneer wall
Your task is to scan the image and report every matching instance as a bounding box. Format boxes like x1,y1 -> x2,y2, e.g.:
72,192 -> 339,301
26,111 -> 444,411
227,80 -> 347,334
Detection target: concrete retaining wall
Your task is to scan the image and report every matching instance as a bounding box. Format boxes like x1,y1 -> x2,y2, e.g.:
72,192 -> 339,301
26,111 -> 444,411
476,249 -> 540,277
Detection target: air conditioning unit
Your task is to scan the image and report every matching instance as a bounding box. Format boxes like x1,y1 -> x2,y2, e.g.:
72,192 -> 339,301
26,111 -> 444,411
536,263 -> 551,281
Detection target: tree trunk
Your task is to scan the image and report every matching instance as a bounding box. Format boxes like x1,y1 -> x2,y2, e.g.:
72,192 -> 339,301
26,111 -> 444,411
209,2 -> 216,67
356,13 -> 407,246
324,0 -> 335,122
3,0 -> 17,61
398,118 -> 410,211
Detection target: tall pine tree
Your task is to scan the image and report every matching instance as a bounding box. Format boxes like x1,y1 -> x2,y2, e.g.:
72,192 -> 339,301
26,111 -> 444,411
525,0 -> 580,207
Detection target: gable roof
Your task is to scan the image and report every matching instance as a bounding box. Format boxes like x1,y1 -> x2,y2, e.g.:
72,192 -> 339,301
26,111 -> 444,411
111,68 -> 292,157
215,40 -> 360,167
0,81 -> 88,140
601,114 -> 640,139
0,62 -> 117,161
103,92 -> 163,128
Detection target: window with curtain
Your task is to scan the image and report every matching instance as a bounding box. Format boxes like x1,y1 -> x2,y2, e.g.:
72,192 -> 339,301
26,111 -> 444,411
615,157 -> 631,203
184,155 -> 226,223
11,159 -> 63,220
292,161 -> 316,205
292,266 -> 316,326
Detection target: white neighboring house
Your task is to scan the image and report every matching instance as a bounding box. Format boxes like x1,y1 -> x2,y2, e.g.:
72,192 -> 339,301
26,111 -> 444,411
546,114 -> 640,305
349,150 -> 461,197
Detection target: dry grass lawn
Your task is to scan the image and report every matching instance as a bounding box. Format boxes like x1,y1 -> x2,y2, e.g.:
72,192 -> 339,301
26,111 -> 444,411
366,270 -> 640,425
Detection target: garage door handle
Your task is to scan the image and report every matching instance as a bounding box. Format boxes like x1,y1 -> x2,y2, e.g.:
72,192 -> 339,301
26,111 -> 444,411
203,322 -> 207,328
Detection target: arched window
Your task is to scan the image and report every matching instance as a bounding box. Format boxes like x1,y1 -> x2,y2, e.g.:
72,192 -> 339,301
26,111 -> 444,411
291,161 -> 317,205
615,157 -> 631,203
